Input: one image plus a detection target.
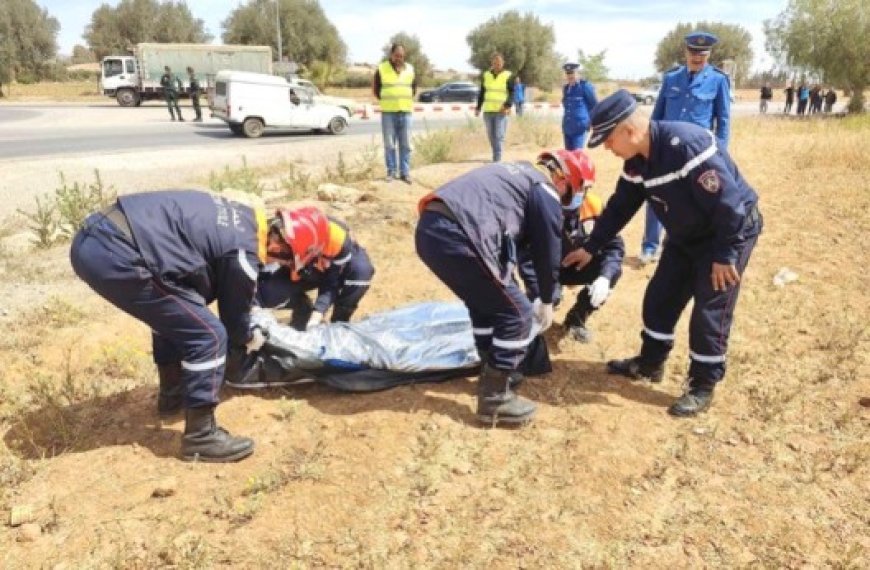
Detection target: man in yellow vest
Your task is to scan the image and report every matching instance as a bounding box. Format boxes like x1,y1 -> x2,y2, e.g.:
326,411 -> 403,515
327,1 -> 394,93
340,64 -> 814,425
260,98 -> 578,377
373,43 -> 416,184
474,52 -> 515,162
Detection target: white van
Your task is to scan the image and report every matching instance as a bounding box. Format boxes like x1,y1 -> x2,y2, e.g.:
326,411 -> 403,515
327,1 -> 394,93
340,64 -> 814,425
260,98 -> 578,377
212,70 -> 350,138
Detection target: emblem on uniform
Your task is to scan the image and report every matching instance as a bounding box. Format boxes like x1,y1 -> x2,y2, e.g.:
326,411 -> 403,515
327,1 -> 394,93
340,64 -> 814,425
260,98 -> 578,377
670,136 -> 680,146
698,169 -> 720,193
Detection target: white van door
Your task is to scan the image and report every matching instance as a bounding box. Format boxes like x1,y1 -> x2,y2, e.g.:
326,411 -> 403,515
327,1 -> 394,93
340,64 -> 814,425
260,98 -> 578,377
288,88 -> 320,128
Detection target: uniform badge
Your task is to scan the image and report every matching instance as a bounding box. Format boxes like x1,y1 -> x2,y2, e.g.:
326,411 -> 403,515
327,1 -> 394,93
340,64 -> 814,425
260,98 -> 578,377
698,169 -> 720,193
670,136 -> 680,146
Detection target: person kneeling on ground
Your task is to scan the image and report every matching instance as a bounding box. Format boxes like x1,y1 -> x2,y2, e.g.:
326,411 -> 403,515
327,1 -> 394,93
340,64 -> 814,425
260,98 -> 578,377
255,206 -> 374,331
519,149 -> 624,343
415,149 -> 591,426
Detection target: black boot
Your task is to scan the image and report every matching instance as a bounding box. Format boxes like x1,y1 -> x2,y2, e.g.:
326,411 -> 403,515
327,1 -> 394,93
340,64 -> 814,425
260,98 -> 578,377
668,381 -> 715,417
157,363 -> 184,417
478,349 -> 523,388
564,292 -> 595,343
330,304 -> 355,323
477,363 -> 536,425
606,356 -> 664,382
181,406 -> 255,463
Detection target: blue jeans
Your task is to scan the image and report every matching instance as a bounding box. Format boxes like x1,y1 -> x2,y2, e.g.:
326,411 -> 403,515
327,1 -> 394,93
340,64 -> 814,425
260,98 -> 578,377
483,112 -> 508,162
642,203 -> 663,254
381,111 -> 412,177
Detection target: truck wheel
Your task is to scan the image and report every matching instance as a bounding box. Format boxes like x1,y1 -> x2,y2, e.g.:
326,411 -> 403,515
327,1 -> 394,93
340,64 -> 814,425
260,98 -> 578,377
327,116 -> 347,135
116,89 -> 139,107
242,118 -> 264,138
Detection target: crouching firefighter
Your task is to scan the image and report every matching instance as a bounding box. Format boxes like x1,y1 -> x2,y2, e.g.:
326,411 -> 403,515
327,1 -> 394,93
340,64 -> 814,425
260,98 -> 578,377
254,206 -> 375,330
415,150 -> 588,426
70,190 -> 273,463
519,150 -> 625,342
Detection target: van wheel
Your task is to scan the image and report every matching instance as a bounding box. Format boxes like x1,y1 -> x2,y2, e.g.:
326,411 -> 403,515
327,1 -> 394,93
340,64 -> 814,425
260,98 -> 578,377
242,118 -> 264,138
116,88 -> 139,107
327,116 -> 347,135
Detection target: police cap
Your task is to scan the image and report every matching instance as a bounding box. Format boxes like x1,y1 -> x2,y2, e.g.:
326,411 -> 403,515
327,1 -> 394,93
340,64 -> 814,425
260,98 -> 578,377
587,89 -> 637,148
563,62 -> 579,73
685,31 -> 718,54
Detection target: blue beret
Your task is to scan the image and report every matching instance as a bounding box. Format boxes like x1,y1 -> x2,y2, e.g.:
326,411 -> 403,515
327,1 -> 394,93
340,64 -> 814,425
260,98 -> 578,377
587,89 -> 637,148
563,63 -> 579,73
685,31 -> 718,53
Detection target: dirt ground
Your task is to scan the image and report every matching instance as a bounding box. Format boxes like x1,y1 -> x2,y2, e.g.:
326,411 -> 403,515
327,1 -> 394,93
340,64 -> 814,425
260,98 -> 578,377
1,113 -> 868,568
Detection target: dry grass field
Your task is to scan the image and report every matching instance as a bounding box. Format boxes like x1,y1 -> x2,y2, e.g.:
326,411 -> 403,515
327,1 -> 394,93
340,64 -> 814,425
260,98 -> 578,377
0,112 -> 868,568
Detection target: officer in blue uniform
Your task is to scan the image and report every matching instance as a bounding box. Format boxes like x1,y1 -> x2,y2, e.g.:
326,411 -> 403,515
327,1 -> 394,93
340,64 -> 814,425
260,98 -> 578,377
416,152 -> 589,425
70,190 -> 276,462
561,63 -> 598,150
641,31 -> 732,264
566,90 -> 762,417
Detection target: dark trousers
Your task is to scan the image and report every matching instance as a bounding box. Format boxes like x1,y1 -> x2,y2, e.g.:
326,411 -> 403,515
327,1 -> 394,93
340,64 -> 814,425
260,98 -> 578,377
558,253 -> 622,305
784,100 -> 793,113
257,244 -> 375,328
191,93 -> 201,120
797,99 -> 808,115
638,231 -> 759,385
164,90 -> 182,119
416,211 -> 534,372
70,214 -> 226,408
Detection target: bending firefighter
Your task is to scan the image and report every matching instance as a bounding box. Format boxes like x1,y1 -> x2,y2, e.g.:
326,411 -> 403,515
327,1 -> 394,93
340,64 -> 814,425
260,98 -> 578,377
519,150 -> 624,342
415,151 -> 590,425
254,206 -> 374,331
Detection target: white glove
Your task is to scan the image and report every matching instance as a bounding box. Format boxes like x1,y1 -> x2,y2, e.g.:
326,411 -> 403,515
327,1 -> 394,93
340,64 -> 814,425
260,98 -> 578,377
588,276 -> 611,308
246,327 -> 266,354
306,311 -> 323,330
532,298 -> 554,333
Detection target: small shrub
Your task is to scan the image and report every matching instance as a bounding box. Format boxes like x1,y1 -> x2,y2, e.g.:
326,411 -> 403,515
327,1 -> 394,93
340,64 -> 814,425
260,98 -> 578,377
413,127 -> 455,165
208,156 -> 264,195
279,163 -> 317,199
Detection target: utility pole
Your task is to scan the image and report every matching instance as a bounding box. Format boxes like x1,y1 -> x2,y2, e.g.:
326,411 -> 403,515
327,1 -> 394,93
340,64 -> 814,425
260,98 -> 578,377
275,0 -> 283,62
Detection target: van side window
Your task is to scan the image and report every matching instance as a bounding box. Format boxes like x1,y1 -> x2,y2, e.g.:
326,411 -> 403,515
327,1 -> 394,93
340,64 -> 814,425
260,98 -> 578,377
289,89 -> 300,105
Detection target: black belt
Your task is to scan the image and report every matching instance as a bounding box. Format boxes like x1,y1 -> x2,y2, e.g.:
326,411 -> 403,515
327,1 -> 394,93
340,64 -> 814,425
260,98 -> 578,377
99,202 -> 135,243
423,199 -> 458,222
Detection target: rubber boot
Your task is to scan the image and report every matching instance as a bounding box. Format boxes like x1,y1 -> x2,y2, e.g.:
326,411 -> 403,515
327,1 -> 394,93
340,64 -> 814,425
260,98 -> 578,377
668,380 -> 715,417
478,348 -> 523,388
181,405 -> 255,463
476,363 -> 536,426
330,304 -> 355,323
157,362 -> 184,418
606,356 -> 665,382
564,292 -> 595,343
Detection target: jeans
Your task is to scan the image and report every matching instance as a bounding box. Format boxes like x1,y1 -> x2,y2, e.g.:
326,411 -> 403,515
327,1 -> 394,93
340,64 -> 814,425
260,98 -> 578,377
381,111 -> 412,177
483,112 -> 508,162
759,99 -> 769,114
642,203 -> 663,254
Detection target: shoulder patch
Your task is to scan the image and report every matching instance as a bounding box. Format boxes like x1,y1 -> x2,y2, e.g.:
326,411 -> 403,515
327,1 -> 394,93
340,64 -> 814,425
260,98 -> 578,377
697,169 -> 721,193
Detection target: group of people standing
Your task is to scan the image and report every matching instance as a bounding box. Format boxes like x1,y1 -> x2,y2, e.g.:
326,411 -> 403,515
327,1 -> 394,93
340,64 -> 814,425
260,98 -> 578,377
159,65 -> 204,122
781,82 -> 837,115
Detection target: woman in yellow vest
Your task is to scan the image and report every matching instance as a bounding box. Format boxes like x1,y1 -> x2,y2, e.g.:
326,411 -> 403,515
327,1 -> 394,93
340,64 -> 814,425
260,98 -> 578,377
372,43 -> 416,183
474,53 -> 516,162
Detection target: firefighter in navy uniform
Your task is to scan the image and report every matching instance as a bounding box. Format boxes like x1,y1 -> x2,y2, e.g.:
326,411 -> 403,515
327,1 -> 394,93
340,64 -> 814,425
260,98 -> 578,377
70,190 -> 279,462
253,206 -> 375,331
565,90 -> 762,417
641,31 -> 732,264
415,151 -> 590,425
519,150 -> 624,343
561,63 -> 598,150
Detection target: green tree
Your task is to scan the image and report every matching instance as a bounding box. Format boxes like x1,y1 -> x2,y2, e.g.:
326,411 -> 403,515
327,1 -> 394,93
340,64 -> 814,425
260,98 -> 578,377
577,49 -> 608,82
84,0 -> 211,60
466,11 -> 561,88
654,22 -> 753,86
222,0 -> 346,71
0,0 -> 59,89
70,44 -> 95,65
765,0 -> 868,113
381,32 -> 434,86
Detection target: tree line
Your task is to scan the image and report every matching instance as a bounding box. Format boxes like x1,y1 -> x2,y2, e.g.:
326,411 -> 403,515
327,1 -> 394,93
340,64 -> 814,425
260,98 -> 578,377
0,0 -> 866,110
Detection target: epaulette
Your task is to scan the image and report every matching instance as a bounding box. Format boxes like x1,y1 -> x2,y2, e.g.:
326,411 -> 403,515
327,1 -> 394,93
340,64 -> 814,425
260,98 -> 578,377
710,66 -> 731,84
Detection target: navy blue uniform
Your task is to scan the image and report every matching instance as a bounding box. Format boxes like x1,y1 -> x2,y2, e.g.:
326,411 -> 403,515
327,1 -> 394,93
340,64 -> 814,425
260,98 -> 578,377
415,162 -> 562,371
70,190 -> 267,408
257,218 -> 374,327
519,191 -> 624,303
562,80 -> 598,150
584,121 -> 762,384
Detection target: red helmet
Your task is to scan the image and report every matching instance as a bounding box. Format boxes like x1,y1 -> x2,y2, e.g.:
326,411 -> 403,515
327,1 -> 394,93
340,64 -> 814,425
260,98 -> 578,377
273,206 -> 330,267
538,149 -> 595,192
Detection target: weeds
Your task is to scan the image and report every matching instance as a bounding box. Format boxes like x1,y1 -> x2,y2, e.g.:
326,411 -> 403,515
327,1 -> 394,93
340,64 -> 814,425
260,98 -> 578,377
413,127 -> 455,166
279,162 -> 318,199
321,142 -> 380,184
17,170 -> 115,248
208,156 -> 264,196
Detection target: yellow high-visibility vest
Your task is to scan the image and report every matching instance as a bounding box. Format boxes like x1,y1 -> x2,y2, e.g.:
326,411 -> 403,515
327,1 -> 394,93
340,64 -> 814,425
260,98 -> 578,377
378,60 -> 415,112
482,69 -> 512,112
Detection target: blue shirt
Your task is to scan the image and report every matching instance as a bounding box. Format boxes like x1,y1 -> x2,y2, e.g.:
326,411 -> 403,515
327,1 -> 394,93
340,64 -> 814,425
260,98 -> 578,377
585,121 -> 760,266
652,63 -> 731,150
514,82 -> 525,103
562,80 -> 598,133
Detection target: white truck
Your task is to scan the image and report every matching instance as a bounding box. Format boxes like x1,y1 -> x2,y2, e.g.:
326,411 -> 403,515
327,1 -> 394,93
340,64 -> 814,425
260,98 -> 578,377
100,43 -> 272,107
212,71 -> 350,138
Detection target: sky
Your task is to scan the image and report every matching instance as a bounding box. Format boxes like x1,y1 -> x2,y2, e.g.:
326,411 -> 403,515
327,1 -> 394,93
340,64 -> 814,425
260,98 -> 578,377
40,0 -> 786,79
